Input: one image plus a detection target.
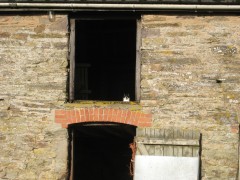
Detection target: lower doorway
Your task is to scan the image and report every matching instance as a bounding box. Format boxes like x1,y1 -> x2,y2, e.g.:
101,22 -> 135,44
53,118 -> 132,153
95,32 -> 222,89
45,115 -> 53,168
69,123 -> 136,180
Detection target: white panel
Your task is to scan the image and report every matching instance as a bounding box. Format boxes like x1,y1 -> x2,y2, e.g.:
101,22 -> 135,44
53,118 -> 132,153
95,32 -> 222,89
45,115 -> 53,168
134,155 -> 199,180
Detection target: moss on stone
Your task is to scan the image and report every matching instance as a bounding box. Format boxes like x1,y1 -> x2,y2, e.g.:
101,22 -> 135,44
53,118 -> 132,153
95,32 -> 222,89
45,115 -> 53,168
30,33 -> 65,39
64,101 -> 142,111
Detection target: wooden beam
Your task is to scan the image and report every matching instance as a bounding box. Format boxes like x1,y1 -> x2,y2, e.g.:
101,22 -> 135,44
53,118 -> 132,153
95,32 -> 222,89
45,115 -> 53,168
135,137 -> 200,146
135,18 -> 141,102
69,19 -> 75,102
137,143 -> 149,155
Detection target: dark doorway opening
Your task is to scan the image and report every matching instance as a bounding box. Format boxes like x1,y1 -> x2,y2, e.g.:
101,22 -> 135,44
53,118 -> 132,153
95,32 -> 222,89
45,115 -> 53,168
74,20 -> 136,101
69,123 -> 136,180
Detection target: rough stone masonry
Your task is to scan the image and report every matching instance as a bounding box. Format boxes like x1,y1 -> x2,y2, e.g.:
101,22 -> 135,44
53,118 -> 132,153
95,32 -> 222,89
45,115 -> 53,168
0,14 -> 240,179
140,15 -> 240,179
0,15 -> 69,179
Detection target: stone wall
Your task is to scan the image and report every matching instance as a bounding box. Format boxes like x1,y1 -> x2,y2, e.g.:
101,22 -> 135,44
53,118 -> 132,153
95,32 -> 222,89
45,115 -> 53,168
1,13 -> 240,180
140,15 -> 240,179
0,15 -> 69,179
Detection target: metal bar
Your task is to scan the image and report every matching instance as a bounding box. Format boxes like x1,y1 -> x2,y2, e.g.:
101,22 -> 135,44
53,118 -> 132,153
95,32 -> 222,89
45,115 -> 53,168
0,3 -> 240,11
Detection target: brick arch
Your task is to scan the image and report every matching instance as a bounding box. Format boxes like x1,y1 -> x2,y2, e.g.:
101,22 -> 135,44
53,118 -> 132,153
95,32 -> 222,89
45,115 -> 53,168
55,108 -> 152,128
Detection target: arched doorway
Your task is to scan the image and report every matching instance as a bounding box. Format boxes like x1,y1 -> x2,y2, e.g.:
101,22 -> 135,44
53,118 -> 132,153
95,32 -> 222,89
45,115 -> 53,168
68,123 -> 136,180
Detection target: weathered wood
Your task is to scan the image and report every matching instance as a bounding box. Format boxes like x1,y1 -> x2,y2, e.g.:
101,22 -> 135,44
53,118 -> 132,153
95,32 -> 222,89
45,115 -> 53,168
183,146 -> 193,157
155,145 -> 164,156
137,128 -> 200,139
145,128 -> 151,138
174,129 -> 184,139
165,129 -> 174,139
135,137 -> 200,146
137,143 -> 149,155
146,145 -> 155,155
192,147 -> 199,157
136,128 -> 145,137
174,146 -> 183,157
136,19 -> 141,102
164,146 -> 174,156
154,129 -> 165,139
69,19 -> 75,102
135,128 -> 201,157
150,128 -> 155,138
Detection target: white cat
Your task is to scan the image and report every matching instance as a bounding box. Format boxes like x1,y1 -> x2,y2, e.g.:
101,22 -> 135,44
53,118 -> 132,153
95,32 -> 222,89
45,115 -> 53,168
123,94 -> 130,102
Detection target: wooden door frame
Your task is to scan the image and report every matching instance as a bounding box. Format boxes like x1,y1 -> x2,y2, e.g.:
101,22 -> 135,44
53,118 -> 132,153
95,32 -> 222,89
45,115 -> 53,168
69,16 -> 141,102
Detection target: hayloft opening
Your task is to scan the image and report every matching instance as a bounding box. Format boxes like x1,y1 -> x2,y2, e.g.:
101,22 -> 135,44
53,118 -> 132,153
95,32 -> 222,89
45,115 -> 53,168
69,123 -> 136,180
70,19 -> 138,101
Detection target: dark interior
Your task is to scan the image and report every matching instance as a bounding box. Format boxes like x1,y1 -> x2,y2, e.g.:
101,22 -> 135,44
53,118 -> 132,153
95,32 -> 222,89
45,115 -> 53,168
75,20 -> 136,101
72,124 -> 136,180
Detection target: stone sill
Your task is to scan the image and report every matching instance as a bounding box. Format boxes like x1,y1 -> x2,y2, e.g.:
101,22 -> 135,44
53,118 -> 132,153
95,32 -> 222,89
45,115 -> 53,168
64,100 -> 142,111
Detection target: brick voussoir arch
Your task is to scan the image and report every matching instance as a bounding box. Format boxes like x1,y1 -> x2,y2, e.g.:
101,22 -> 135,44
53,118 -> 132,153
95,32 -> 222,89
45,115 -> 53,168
55,108 -> 152,128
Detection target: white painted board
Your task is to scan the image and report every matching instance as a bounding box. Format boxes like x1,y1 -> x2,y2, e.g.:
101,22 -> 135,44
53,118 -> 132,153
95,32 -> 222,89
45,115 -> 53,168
134,155 -> 199,180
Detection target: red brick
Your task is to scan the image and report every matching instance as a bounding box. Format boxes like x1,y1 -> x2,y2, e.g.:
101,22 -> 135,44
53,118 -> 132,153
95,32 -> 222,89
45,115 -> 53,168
122,116 -> 127,124
85,109 -> 89,116
135,112 -> 141,121
112,116 -> 117,122
55,114 -> 65,119
89,115 -> 93,122
55,109 -> 66,115
131,112 -> 137,121
55,108 -> 153,128
55,117 -> 66,123
108,114 -> 113,122
138,121 -> 152,127
105,109 -> 110,121
80,109 -> 85,116
113,109 -> 118,115
139,117 -> 147,123
131,121 -> 139,126
127,111 -> 132,119
103,109 -> 108,116
108,108 -> 112,115
82,114 -> 87,122
94,108 -> 99,116
103,114 -> 108,120
85,113 -> 89,121
93,115 -> 99,121
61,123 -> 68,128
116,116 -> 122,123
117,109 -> 121,115
66,110 -> 71,121
121,111 -> 127,123
76,110 -> 80,122
144,114 -> 152,119
70,110 -> 76,123
89,108 -> 94,115
99,114 -> 104,120
99,108 -> 103,115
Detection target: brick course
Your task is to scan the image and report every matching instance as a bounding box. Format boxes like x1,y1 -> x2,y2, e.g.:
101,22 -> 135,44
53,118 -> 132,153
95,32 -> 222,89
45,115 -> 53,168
55,108 -> 152,128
